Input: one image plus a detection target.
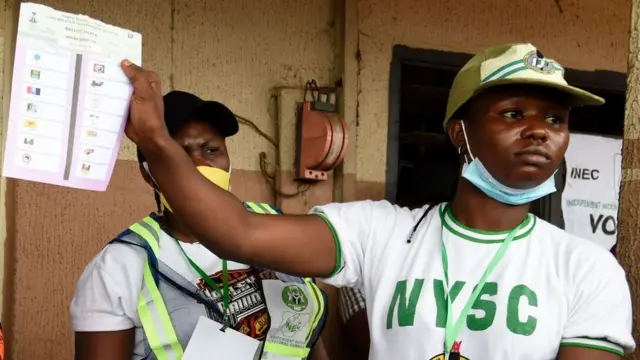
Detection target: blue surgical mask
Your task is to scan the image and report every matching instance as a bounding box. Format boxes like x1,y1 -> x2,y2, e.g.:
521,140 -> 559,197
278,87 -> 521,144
459,121 -> 557,205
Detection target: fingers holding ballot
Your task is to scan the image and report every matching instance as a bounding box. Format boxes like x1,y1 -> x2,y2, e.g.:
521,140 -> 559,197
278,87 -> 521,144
120,59 -> 171,150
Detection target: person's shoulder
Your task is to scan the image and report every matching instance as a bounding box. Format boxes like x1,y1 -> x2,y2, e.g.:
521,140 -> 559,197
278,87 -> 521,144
72,240 -> 146,332
535,219 -> 623,275
95,241 -> 147,271
535,219 -> 612,254
74,238 -> 148,305
79,239 -> 148,289
311,199 -> 392,211
310,199 -> 424,220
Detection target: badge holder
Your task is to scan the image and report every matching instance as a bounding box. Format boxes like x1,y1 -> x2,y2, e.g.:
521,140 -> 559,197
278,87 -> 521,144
183,316 -> 261,360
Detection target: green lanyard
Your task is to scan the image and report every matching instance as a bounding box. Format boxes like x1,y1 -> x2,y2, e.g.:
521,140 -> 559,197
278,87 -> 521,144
441,220 -> 524,357
173,238 -> 231,326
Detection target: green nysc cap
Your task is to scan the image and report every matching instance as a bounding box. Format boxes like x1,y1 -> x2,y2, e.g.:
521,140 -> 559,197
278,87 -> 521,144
443,43 -> 605,129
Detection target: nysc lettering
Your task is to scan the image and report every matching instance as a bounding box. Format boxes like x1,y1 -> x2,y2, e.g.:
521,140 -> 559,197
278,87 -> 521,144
386,279 -> 538,336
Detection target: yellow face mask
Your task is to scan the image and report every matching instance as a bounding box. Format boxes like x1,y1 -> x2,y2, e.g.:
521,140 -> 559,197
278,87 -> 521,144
154,165 -> 231,213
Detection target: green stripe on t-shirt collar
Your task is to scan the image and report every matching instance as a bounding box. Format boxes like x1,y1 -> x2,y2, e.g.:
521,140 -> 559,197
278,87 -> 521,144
440,204 -> 536,244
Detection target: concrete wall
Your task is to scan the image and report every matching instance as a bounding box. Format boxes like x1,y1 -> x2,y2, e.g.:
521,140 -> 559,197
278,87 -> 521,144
0,0 -> 633,359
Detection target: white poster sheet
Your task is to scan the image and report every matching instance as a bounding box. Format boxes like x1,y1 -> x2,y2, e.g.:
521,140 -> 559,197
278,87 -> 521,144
561,133 -> 622,250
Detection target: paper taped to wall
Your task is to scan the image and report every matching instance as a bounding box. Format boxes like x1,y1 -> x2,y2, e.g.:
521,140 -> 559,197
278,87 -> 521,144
561,133 -> 622,250
1,2 -> 142,191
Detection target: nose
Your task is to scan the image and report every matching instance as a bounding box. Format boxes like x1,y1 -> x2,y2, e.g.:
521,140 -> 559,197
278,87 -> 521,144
190,155 -> 209,167
520,117 -> 549,143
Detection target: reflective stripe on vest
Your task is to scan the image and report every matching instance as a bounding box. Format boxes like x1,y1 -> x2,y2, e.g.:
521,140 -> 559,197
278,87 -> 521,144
130,217 -> 184,360
244,202 -> 282,214
127,202 -> 323,360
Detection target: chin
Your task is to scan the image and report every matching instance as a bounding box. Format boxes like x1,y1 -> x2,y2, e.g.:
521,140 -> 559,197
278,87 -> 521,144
503,167 -> 553,189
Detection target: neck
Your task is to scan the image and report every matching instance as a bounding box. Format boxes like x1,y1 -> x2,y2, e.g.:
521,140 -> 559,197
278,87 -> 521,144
160,212 -> 198,244
449,178 -> 530,232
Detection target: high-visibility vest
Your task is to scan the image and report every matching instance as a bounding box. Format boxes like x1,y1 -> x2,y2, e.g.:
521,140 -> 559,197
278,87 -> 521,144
112,202 -> 327,360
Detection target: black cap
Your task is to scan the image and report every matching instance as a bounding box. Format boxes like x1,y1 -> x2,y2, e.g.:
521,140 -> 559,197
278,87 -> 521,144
137,90 -> 239,163
163,90 -> 239,138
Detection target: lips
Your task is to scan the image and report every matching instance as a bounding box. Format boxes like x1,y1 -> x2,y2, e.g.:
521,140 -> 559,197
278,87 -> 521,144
514,146 -> 551,165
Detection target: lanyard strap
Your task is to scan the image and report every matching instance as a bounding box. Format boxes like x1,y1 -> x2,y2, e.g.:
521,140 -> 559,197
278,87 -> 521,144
441,218 -> 524,356
173,239 -> 231,325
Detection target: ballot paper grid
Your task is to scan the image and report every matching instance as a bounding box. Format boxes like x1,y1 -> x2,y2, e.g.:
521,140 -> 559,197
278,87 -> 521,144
4,44 -> 131,190
1,2 -> 141,191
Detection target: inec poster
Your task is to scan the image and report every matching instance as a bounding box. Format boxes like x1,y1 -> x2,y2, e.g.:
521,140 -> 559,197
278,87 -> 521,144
561,133 -> 622,250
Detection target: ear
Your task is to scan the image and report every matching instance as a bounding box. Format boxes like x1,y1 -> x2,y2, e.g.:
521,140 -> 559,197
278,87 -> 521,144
447,119 -> 466,152
138,163 -> 156,188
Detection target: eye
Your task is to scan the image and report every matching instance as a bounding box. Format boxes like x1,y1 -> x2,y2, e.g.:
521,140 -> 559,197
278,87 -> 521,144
203,147 -> 219,155
502,110 -> 523,120
545,115 -> 564,125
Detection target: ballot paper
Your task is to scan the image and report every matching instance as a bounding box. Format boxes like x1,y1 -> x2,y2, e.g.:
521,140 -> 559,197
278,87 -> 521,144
2,3 -> 142,191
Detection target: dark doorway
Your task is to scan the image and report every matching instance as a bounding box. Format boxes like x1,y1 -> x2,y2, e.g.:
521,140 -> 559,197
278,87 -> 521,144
386,45 -> 626,229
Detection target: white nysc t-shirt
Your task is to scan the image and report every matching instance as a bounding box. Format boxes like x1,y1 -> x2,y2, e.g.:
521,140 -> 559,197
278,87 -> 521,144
311,201 -> 635,360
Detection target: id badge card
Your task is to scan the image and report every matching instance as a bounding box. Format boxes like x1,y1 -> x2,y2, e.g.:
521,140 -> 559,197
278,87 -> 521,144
183,316 -> 262,360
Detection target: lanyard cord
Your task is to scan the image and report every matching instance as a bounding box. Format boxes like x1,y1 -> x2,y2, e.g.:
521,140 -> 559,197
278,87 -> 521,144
172,238 -> 231,325
440,206 -> 524,356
